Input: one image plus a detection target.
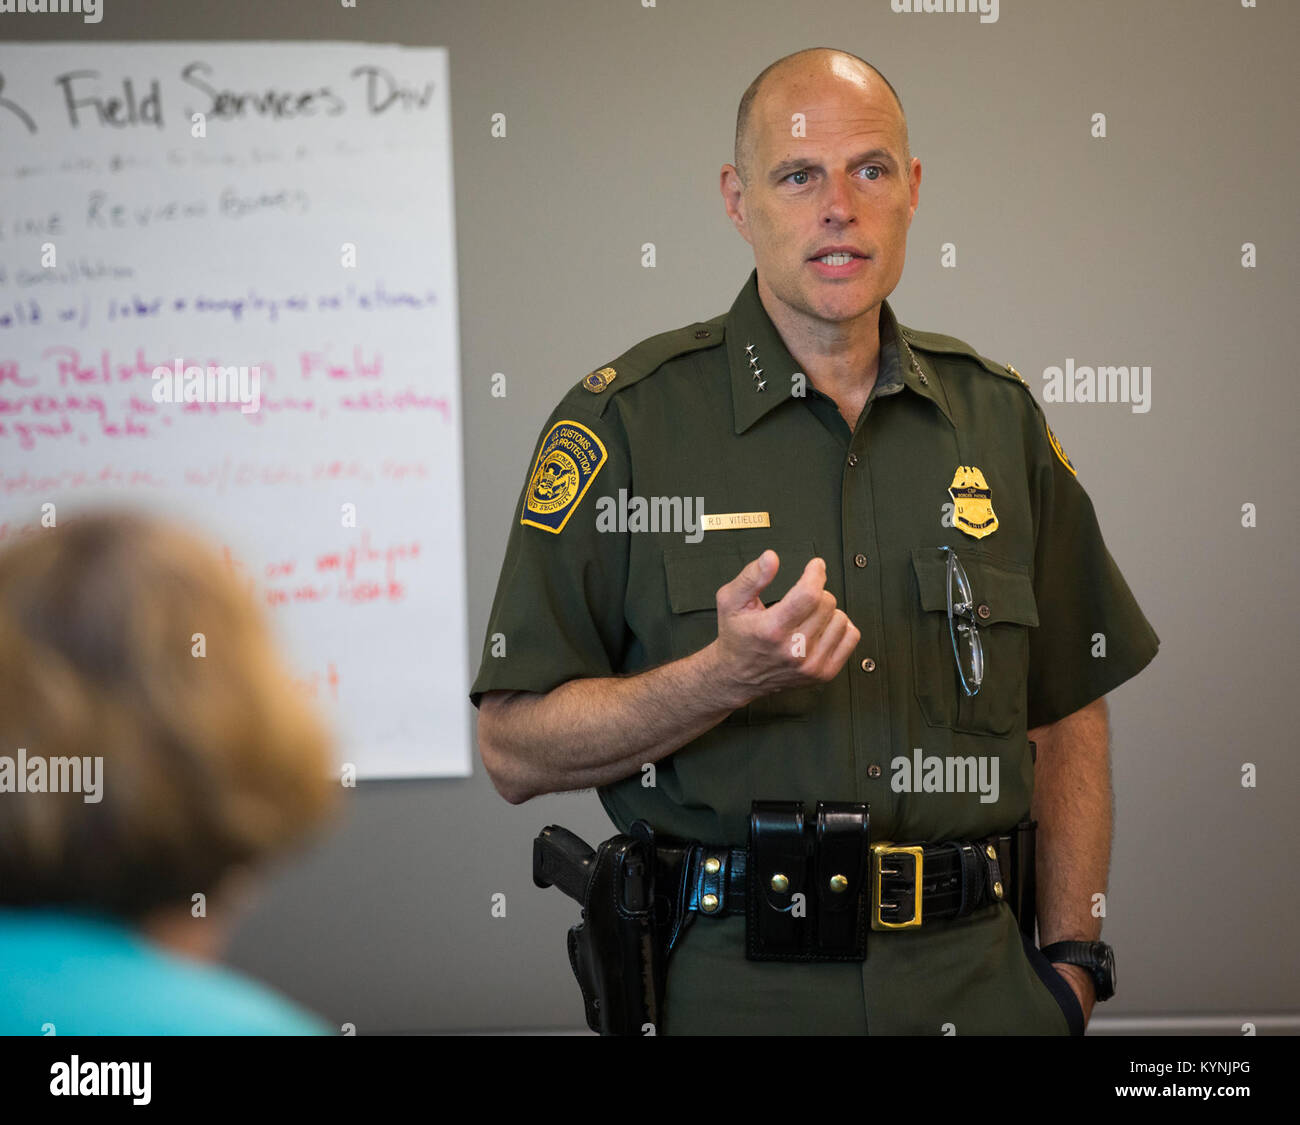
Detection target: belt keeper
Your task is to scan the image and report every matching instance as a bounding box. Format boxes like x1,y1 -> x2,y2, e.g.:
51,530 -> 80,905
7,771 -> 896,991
1011,819 -> 1038,941
694,844 -> 727,915
947,841 -> 970,916
983,838 -> 1006,905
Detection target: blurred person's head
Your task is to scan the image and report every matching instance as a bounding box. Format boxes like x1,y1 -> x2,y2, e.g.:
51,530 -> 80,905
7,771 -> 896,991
0,511 -> 337,957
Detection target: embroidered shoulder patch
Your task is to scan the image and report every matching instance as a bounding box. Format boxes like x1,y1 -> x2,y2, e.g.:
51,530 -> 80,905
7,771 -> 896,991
1045,419 -> 1077,477
521,420 -> 608,533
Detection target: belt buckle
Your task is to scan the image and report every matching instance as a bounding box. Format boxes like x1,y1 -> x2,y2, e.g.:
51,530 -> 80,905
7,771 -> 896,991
870,842 -> 923,930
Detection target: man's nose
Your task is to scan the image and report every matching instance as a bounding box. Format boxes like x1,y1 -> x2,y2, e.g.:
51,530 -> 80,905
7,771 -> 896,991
821,172 -> 856,223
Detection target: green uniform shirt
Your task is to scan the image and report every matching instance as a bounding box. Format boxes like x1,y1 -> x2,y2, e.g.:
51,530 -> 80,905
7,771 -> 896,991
471,268 -> 1159,1034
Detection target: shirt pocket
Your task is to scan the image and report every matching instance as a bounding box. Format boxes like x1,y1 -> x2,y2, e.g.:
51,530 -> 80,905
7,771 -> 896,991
662,538 -> 825,724
909,546 -> 1039,736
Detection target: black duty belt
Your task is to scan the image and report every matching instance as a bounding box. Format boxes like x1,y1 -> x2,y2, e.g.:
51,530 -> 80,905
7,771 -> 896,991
532,802 -> 1039,1034
655,801 -> 1036,963
680,835 -> 1016,926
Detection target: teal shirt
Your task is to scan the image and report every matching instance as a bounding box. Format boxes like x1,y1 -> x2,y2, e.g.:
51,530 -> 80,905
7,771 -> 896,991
0,908 -> 331,1035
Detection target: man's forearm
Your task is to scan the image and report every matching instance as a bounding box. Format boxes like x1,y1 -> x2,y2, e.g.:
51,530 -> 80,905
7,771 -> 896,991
478,642 -> 755,803
1029,696 -> 1112,946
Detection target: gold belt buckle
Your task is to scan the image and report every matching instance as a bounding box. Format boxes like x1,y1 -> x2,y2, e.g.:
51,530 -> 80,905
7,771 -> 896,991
870,842 -> 923,930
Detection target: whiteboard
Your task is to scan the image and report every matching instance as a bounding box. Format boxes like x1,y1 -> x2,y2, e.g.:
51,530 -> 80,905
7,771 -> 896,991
0,42 -> 469,779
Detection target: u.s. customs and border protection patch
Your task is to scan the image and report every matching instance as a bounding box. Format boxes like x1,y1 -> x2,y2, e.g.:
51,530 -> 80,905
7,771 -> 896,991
521,420 -> 608,533
948,465 -> 999,540
1045,419 -> 1077,477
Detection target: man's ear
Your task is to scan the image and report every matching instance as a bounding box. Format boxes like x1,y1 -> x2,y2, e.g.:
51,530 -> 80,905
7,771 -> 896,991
720,165 -> 752,245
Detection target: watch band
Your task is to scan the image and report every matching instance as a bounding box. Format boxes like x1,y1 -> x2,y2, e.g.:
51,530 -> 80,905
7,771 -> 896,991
1040,940 -> 1115,1002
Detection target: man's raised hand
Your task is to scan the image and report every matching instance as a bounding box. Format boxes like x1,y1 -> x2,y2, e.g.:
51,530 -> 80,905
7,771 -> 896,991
711,550 -> 861,702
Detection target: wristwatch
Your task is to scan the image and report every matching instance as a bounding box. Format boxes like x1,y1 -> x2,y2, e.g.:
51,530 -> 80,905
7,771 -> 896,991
1040,940 -> 1116,1002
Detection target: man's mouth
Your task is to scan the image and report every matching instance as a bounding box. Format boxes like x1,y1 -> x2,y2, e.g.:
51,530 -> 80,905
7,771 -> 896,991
808,245 -> 870,264
808,247 -> 870,274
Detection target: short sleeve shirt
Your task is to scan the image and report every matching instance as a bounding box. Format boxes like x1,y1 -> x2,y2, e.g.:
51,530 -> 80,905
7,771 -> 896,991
470,268 -> 1159,847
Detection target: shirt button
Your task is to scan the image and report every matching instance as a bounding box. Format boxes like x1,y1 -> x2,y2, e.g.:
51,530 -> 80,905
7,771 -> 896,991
977,604 -> 991,619
847,453 -> 859,467
867,764 -> 882,779
853,553 -> 868,568
860,657 -> 876,673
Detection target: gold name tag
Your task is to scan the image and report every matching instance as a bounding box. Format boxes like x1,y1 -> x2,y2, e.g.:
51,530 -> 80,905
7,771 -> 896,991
700,511 -> 771,531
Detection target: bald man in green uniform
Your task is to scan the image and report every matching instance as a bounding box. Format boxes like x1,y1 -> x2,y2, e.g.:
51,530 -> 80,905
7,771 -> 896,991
471,47 -> 1158,1035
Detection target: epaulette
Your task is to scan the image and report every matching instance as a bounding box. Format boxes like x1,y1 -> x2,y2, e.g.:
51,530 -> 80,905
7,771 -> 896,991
898,324 -> 1031,389
565,317 -> 726,418
900,325 -> 1076,476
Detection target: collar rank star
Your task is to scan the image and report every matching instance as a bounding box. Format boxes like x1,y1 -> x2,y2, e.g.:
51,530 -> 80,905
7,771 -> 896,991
744,342 -> 766,391
948,465 -> 999,539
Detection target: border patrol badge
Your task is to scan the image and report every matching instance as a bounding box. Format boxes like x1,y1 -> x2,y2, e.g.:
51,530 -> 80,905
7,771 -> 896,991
583,366 -> 617,393
521,420 -> 608,533
1045,419 -> 1077,477
948,465 -> 999,540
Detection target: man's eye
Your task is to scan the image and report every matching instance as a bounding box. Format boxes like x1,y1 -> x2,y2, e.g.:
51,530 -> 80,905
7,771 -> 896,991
788,169 -> 810,185
862,166 -> 882,181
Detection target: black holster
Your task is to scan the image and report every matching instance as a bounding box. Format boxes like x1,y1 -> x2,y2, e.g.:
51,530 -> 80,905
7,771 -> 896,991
533,821 -> 678,1035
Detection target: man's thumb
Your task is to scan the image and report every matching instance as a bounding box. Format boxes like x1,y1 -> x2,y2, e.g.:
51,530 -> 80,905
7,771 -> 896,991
717,549 -> 777,612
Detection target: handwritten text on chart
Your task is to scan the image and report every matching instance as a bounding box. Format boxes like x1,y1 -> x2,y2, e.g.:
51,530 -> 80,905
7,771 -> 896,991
0,344 -> 452,449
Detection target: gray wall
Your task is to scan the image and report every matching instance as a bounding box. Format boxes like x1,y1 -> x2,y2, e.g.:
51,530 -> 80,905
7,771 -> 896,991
10,0 -> 1297,1033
